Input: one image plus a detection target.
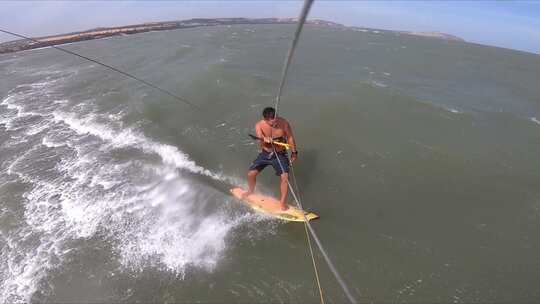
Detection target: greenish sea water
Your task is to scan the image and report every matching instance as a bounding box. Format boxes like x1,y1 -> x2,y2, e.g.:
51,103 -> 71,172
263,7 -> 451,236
1,24 -> 539,303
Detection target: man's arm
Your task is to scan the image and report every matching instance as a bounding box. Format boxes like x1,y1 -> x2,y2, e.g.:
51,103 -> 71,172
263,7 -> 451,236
255,122 -> 266,149
285,120 -> 297,153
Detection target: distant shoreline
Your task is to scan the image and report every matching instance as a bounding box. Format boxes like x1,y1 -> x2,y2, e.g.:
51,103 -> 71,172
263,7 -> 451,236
0,18 -> 464,54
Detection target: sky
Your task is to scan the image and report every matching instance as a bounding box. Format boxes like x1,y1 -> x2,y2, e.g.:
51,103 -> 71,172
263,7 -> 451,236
1,1 -> 539,54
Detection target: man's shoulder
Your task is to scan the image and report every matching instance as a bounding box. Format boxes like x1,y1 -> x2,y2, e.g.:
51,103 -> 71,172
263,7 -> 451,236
278,117 -> 290,126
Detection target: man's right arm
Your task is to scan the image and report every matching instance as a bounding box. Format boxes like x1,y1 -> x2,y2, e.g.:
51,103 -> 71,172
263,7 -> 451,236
255,122 -> 263,138
255,122 -> 265,148
256,121 -> 272,144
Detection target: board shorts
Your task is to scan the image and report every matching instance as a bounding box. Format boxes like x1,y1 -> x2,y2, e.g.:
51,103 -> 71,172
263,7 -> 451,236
249,150 -> 290,176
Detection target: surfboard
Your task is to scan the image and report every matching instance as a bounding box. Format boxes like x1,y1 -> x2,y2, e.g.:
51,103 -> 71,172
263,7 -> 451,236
230,187 -> 319,222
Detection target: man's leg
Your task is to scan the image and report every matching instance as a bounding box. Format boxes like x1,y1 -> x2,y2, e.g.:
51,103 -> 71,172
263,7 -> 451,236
279,173 -> 289,210
245,169 -> 259,197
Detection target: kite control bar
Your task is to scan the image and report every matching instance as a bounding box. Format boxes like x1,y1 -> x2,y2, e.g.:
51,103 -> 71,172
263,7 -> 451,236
248,134 -> 291,150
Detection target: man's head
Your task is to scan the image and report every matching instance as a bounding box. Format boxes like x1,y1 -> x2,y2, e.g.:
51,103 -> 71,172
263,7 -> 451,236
262,107 -> 276,121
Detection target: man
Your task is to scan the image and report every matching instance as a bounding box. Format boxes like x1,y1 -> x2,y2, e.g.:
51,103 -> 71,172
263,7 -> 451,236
244,107 -> 298,211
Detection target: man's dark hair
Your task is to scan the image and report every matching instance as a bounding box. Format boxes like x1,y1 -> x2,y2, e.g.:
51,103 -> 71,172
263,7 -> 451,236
262,107 -> 276,119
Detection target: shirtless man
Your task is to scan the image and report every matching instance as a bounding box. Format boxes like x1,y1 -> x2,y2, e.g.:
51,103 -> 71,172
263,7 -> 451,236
245,107 -> 298,210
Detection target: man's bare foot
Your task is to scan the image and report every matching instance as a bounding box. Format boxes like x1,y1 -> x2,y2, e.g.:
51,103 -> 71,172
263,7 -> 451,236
240,190 -> 252,200
279,203 -> 289,211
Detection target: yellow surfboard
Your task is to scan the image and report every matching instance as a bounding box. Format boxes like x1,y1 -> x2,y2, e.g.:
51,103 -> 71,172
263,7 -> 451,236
230,187 -> 319,222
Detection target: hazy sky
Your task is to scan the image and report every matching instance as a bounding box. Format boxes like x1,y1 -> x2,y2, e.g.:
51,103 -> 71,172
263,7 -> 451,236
1,1 -> 539,54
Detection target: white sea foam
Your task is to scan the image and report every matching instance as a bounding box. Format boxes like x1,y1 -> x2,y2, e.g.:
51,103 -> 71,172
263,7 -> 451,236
24,118 -> 51,136
53,99 -> 69,105
371,80 -> 388,88
444,107 -> 462,114
530,117 -> 540,125
41,136 -> 65,148
29,69 -> 66,77
51,111 -> 226,181
0,101 -> 47,135
1,75 -> 255,303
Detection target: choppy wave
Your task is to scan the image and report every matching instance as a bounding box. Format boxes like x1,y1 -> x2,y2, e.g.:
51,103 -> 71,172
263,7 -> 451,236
0,71 -> 256,303
445,107 -> 462,114
370,80 -> 388,88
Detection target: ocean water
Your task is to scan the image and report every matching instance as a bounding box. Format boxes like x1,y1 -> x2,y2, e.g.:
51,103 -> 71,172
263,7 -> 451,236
1,24 -> 540,303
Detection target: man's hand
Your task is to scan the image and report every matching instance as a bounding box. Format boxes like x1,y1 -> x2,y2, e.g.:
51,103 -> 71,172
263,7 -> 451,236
263,136 -> 273,144
290,151 -> 298,163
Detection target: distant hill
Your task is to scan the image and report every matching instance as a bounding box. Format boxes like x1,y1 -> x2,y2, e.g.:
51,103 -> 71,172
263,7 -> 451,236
400,31 -> 465,42
0,18 -> 464,54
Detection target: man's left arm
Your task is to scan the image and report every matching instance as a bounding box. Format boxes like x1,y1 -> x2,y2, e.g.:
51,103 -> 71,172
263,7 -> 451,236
285,121 -> 298,161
